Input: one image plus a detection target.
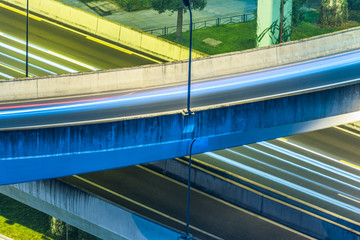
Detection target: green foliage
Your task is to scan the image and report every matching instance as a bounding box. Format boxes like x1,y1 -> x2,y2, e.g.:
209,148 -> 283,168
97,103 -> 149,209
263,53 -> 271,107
348,0 -> 360,9
319,0 -> 349,27
0,194 -> 99,240
149,0 -> 206,13
292,0 -> 308,26
115,0 -> 151,11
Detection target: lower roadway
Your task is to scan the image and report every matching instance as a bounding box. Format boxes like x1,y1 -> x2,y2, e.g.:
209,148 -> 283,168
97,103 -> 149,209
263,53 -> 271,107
60,124 -> 360,239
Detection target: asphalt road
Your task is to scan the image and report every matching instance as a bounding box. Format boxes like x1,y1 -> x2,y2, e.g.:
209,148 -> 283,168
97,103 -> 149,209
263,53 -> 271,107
196,125 -> 360,223
61,166 -> 313,240
61,125 -> 360,239
1,49 -> 360,129
0,3 -> 156,79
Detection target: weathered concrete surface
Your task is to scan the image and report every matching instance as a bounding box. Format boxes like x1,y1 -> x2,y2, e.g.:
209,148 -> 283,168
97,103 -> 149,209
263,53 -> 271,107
145,159 -> 360,240
0,180 -> 181,240
0,0 -> 206,62
1,82 -> 360,185
2,26 -> 360,102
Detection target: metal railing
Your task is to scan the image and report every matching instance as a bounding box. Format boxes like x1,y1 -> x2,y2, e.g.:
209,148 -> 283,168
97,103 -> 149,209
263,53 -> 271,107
145,13 -> 254,36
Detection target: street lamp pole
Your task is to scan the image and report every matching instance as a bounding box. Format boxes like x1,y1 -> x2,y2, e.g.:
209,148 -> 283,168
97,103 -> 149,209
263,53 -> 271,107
26,0 -> 29,77
181,2 -> 194,239
183,0 -> 193,115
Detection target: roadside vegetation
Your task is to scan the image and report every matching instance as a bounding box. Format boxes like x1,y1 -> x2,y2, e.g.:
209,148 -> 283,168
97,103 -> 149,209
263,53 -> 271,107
0,194 -> 98,240
162,4 -> 360,56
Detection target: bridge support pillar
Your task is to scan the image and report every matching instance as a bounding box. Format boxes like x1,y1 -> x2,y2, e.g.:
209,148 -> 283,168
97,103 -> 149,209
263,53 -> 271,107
256,0 -> 293,47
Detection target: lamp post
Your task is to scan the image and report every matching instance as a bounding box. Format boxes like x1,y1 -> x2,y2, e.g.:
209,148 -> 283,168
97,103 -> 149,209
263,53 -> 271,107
26,0 -> 29,77
183,0 -> 193,115
181,2 -> 194,239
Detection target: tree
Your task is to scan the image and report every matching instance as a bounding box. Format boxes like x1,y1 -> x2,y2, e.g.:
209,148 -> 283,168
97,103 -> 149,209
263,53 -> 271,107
150,0 -> 207,41
319,0 -> 348,27
292,0 -> 307,26
348,0 -> 360,9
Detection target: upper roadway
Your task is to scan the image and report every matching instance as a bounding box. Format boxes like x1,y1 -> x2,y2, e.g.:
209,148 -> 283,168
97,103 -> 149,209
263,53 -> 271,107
0,3 -> 157,79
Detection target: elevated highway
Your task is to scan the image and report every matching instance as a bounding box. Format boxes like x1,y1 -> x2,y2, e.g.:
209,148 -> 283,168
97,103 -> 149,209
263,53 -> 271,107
1,36 -> 360,185
1,1 -> 360,239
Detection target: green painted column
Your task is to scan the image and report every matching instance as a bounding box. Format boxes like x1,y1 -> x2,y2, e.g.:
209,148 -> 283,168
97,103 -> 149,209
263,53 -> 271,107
256,0 -> 293,47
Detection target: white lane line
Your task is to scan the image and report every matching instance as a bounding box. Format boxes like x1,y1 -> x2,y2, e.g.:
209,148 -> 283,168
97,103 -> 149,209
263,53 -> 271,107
0,52 -> 56,75
73,175 -> 223,240
204,152 -> 360,214
0,41 -> 77,73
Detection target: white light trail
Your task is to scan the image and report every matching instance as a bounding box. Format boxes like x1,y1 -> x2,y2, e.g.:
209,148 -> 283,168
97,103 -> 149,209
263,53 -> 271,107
260,141 -> 360,182
0,52 -> 56,75
242,145 -> 360,192
0,41 -> 77,73
0,32 -> 99,71
204,152 -> 360,214
0,72 -> 14,79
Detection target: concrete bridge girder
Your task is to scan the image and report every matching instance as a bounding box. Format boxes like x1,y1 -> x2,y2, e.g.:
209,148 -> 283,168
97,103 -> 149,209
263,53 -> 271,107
1,82 -> 360,185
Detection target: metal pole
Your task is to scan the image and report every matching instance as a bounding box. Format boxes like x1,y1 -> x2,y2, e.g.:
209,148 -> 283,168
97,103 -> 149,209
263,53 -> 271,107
279,0 -> 284,43
186,6 -> 193,114
181,139 -> 195,240
26,0 -> 29,77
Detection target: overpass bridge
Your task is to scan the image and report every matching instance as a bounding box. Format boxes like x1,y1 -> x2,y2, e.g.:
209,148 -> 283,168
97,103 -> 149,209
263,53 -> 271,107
1,26 -> 360,185
1,1 -> 360,239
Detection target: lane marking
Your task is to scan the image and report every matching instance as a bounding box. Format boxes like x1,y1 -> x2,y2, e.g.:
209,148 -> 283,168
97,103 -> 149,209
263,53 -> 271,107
86,36 -> 133,55
338,194 -> 360,204
340,160 -> 360,170
73,174 -> 222,240
0,62 -> 26,75
0,3 -> 42,21
174,157 -> 360,232
334,126 -> 360,138
137,165 -> 315,240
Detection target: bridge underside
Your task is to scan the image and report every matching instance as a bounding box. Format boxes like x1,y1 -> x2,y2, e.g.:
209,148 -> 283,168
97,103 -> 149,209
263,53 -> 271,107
1,82 -> 360,185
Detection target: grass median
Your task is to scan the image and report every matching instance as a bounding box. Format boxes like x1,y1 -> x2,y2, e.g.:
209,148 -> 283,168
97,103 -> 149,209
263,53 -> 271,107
162,11 -> 360,56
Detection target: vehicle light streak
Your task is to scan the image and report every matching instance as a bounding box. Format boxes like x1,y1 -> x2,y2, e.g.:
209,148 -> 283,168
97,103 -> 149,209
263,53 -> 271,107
204,152 -> 360,214
0,52 -> 56,75
0,41 -> 77,73
0,61 -> 36,77
0,72 -> 14,79
244,145 -> 360,192
0,33 -> 99,71
225,148 -> 360,200
260,142 -> 360,182
1,50 -> 360,126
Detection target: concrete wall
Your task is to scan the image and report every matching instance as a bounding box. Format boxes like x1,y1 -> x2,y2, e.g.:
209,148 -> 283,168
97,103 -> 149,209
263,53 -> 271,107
0,180 -> 181,240
1,82 -> 360,185
2,26 -> 360,102
145,159 -> 360,240
1,0 -> 206,62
